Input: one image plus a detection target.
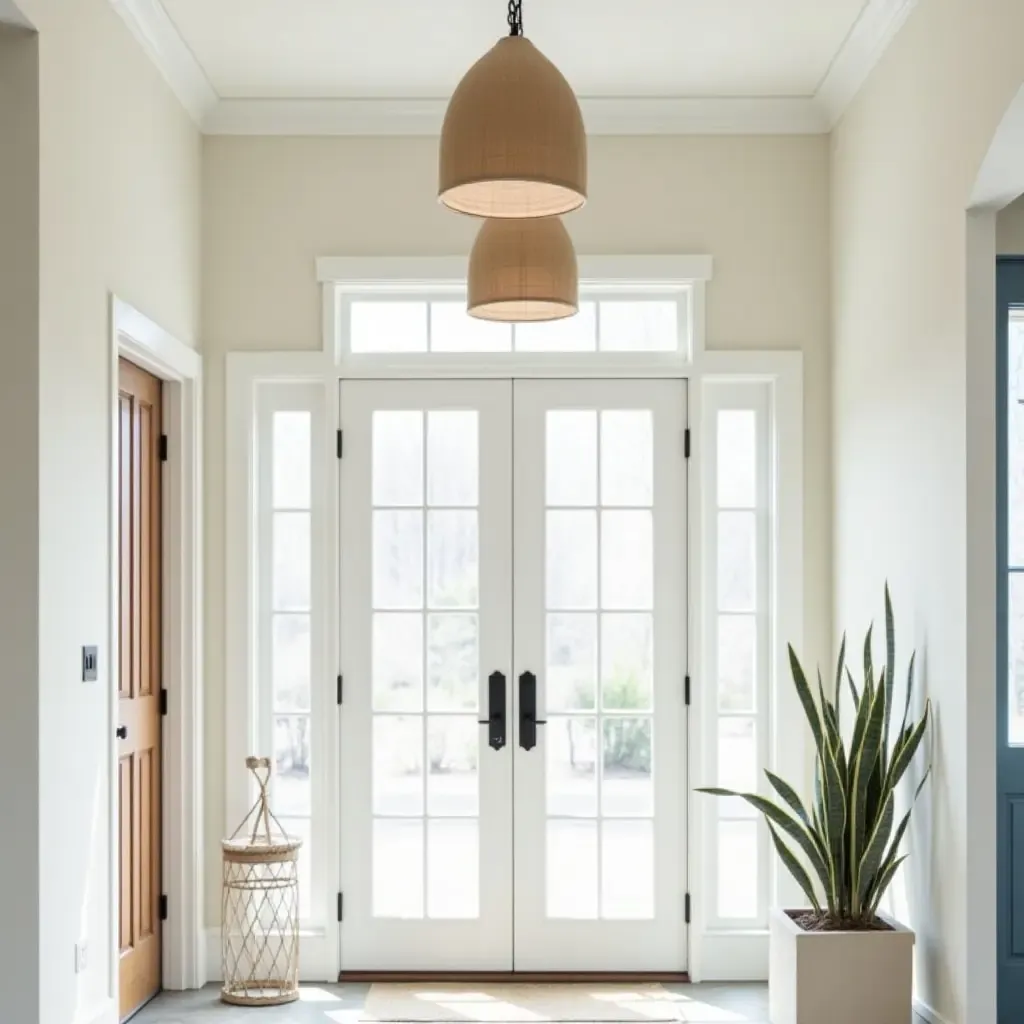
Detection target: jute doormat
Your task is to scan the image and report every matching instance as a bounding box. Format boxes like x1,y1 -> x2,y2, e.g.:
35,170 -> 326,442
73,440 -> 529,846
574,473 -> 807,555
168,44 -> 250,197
359,983 -> 689,1022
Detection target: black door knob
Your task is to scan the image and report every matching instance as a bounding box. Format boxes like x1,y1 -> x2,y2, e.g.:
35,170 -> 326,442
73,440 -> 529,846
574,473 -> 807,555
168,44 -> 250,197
116,725 -> 128,740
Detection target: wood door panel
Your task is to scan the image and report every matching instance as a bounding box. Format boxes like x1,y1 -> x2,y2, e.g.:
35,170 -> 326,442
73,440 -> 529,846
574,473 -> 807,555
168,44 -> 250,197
118,359 -> 162,1020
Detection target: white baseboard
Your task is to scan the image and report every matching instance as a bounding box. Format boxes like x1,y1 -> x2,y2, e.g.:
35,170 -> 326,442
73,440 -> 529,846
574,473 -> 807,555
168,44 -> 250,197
913,997 -> 954,1024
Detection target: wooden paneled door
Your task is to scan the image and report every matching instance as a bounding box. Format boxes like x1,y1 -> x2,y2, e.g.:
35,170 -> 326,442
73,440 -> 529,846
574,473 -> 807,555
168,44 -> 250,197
117,359 -> 163,1020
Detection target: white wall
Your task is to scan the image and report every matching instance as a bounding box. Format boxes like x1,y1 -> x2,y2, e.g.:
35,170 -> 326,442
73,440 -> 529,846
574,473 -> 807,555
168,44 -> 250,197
998,195 -> 1024,253
831,1 -> 1024,1021
200,133 -> 833,923
0,23 -> 40,1023
0,2 -> 202,1022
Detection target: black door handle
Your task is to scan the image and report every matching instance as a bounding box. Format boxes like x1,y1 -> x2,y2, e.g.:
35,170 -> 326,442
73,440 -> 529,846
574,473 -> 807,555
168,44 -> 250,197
518,671 -> 546,751
116,725 -> 128,740
478,671 -> 506,750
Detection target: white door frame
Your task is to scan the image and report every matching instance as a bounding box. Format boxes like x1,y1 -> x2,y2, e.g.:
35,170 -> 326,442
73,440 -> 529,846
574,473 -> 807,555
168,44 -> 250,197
108,295 -> 205,1003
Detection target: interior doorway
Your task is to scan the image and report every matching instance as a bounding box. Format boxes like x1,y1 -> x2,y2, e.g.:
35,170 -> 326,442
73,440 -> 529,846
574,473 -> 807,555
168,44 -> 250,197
117,358 -> 164,1020
337,377 -> 688,973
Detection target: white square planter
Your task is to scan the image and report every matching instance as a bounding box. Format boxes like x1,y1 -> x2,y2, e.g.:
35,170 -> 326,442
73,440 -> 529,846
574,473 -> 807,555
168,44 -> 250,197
768,907 -> 914,1024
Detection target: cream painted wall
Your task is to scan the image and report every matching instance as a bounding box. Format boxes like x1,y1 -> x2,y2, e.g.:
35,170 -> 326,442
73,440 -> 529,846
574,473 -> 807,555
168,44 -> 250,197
200,133 -> 832,924
831,1 -> 1024,1021
1,2 -> 202,1022
998,195 -> 1024,253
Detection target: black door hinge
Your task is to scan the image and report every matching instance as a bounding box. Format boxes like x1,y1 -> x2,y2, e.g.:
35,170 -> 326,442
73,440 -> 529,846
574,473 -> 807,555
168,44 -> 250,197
337,893 -> 344,922
684,428 -> 691,459
684,892 -> 691,924
159,434 -> 168,462
684,675 -> 691,706
337,674 -> 343,706
336,429 -> 344,459
159,894 -> 168,922
160,688 -> 168,716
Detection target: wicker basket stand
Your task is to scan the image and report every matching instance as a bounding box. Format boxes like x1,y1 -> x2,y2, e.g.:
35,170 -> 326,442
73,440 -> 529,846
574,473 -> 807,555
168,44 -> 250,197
221,757 -> 303,1006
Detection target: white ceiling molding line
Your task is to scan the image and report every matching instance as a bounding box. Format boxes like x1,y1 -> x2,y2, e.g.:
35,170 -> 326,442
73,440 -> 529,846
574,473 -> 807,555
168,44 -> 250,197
110,0 -> 217,123
205,95 -> 826,137
815,0 -> 919,127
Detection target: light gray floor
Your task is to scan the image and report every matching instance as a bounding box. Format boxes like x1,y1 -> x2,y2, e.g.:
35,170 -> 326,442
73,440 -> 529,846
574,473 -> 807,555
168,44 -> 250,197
133,982 -> 928,1023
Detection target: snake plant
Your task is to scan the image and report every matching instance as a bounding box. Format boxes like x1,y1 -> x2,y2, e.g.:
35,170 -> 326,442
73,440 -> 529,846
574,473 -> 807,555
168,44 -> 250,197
700,586 -> 931,927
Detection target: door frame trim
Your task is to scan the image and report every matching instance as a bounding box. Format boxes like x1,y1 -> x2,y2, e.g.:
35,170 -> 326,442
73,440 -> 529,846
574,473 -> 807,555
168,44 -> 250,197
109,295 -> 205,1003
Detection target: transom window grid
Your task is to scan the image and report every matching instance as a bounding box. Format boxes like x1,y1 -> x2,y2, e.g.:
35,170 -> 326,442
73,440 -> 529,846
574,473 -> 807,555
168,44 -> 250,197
331,283 -> 694,363
703,384 -> 772,929
543,408 -> 657,921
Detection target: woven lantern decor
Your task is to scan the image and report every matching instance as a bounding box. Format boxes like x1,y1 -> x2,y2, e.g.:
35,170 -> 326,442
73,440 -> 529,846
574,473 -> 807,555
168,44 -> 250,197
468,216 -> 578,322
438,0 -> 587,219
221,757 -> 302,1007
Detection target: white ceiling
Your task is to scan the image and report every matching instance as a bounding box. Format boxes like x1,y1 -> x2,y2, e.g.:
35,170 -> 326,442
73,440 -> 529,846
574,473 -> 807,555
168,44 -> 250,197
114,0 -> 919,134
161,0 -> 866,101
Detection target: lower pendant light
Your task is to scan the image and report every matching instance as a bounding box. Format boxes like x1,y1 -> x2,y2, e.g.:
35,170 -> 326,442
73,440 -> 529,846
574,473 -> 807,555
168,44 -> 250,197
467,216 -> 578,323
438,1 -> 587,219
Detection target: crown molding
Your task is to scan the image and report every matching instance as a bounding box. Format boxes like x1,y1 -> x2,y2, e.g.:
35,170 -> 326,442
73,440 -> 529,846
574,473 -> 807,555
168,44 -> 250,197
204,95 -> 827,137
110,0 -> 217,122
816,0 -> 919,126
112,0 -> 914,136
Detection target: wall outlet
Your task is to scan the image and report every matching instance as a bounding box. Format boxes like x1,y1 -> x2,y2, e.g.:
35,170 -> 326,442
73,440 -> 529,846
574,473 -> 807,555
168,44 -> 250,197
74,942 -> 88,974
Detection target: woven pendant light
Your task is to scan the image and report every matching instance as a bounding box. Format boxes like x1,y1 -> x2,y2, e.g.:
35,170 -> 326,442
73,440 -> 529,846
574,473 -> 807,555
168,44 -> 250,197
439,2 -> 587,219
468,216 -> 578,322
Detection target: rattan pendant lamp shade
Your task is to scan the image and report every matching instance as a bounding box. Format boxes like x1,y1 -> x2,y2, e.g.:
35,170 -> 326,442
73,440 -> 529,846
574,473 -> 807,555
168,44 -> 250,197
438,2 -> 587,219
468,216 -> 578,322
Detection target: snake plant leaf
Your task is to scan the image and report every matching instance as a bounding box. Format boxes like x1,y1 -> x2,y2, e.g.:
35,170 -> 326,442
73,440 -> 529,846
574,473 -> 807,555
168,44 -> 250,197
868,855 -> 908,917
846,666 -> 860,713
857,792 -> 895,911
849,668 -> 874,777
698,788 -> 831,894
883,584 -> 896,770
849,680 -> 887,898
765,770 -> 811,828
767,820 -> 822,914
863,622 -> 874,699
886,703 -> 930,792
821,735 -> 846,907
867,762 -> 931,909
789,644 -> 824,756
899,650 -> 917,741
835,633 -> 847,728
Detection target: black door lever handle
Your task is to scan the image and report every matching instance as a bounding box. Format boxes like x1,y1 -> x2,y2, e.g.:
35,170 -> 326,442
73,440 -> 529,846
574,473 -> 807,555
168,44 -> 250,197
478,671 -> 506,750
518,671 -> 546,751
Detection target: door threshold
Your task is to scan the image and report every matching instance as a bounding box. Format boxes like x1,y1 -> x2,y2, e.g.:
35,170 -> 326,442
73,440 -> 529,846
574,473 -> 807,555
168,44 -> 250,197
338,971 -> 690,983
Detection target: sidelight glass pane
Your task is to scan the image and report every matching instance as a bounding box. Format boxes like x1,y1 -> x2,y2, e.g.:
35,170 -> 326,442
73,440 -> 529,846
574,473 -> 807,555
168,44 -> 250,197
427,511 -> 479,608
601,820 -> 654,919
602,718 -> 653,816
272,412 -> 311,509
601,613 -> 653,710
430,302 -> 511,352
372,613 -> 423,712
1010,318 -> 1024,566
546,411 -> 597,506
351,301 -> 427,353
546,717 -> 597,817
373,510 -> 423,609
516,302 -> 597,351
547,613 -> 597,711
373,411 -> 423,507
374,819 -> 424,918
599,300 -> 677,352
427,411 -> 478,507
547,510 -> 598,609
601,411 -> 653,506
717,410 -> 757,509
601,511 -> 653,610
427,613 -> 478,711
428,820 -> 479,918
718,717 -> 757,818
718,511 -> 756,612
547,820 -> 598,919
273,512 -> 311,611
718,820 -> 758,918
273,715 -> 311,816
427,716 -> 479,816
279,817 -> 311,919
272,614 -> 310,712
1009,575 -> 1024,745
718,614 -> 757,711
373,716 -> 423,816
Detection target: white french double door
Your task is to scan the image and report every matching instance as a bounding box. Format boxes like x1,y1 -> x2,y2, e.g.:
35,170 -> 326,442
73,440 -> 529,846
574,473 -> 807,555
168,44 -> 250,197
338,378 -> 688,972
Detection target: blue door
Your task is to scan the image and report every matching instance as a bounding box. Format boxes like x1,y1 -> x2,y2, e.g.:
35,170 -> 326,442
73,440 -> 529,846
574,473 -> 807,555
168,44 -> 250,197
998,257 -> 1024,1020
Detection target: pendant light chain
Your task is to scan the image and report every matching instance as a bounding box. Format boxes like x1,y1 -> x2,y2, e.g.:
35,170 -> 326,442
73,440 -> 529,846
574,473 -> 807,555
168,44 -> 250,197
507,0 -> 523,37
